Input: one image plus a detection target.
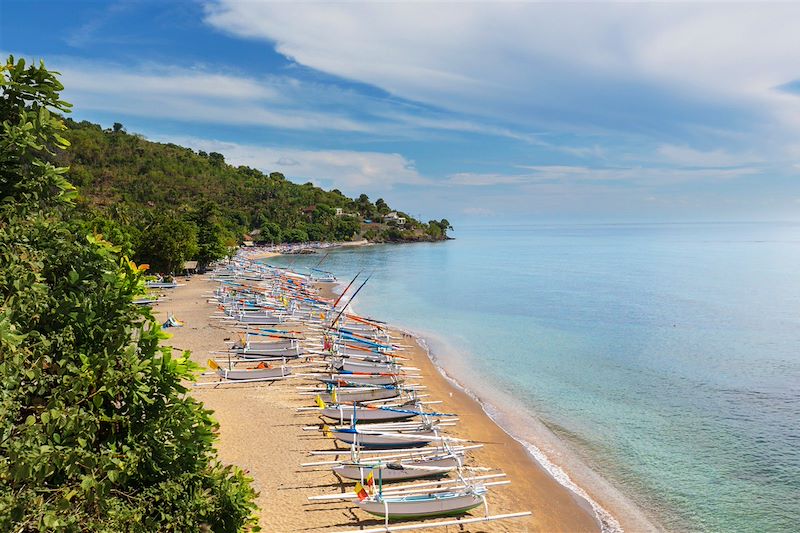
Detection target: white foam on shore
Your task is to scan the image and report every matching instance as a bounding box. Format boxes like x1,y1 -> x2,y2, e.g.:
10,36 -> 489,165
409,332 -> 624,533
313,269 -> 646,533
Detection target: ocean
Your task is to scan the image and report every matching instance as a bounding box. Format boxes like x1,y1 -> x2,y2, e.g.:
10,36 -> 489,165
269,222 -> 800,532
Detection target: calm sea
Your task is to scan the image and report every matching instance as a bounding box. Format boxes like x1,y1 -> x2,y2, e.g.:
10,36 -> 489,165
270,223 -> 800,532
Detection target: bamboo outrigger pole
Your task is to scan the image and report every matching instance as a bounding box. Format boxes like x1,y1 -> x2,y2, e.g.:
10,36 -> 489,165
328,273 -> 372,329
336,511 -> 532,533
314,252 -> 330,268
333,271 -> 362,309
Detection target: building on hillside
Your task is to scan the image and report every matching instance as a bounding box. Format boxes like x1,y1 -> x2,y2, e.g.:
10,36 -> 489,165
335,207 -> 357,217
383,212 -> 406,226
302,205 -> 316,221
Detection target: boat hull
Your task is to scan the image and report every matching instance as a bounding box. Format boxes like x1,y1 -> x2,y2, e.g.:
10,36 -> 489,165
318,387 -> 399,404
335,360 -> 400,373
334,455 -> 460,482
320,406 -> 416,424
237,346 -> 300,358
234,339 -> 295,351
332,429 -> 435,449
321,374 -> 398,386
355,491 -> 484,519
217,366 -> 291,380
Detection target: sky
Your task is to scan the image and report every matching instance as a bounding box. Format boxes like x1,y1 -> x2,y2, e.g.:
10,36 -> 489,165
3,0 -> 800,224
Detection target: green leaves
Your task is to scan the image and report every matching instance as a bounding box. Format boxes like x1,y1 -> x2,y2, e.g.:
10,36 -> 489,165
0,55 -> 258,531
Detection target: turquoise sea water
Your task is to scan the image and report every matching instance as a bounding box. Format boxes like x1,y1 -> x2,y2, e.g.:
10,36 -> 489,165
271,223 -> 800,532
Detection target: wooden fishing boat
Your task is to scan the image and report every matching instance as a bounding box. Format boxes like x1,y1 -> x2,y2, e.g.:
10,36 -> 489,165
334,359 -> 401,374
333,453 -> 461,482
236,347 -> 300,359
236,314 -> 282,325
332,427 -> 436,449
320,373 -> 400,387
208,360 -> 291,381
320,404 -> 418,424
233,339 -> 301,358
336,351 -> 396,364
355,486 -> 486,519
232,338 -> 295,350
318,387 -> 400,404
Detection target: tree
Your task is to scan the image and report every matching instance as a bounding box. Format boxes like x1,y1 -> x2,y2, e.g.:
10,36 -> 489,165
375,198 -> 390,215
333,216 -> 360,241
0,56 -> 259,530
425,220 -> 443,240
356,193 -> 374,217
256,222 -> 281,244
283,228 -> 309,242
112,122 -> 124,134
190,201 -> 231,270
136,214 -> 199,273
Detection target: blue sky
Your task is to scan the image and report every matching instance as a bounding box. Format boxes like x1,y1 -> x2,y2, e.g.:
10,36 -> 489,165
3,1 -> 800,224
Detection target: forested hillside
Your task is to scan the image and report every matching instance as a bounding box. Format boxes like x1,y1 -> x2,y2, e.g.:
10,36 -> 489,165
55,120 -> 451,272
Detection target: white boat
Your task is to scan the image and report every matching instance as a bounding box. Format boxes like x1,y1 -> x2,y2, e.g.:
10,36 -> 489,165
333,454 -> 461,482
355,486 -> 486,519
232,338 -> 295,350
318,387 -> 400,404
332,427 -> 436,449
208,360 -> 291,381
233,340 -> 301,358
334,359 -> 401,374
320,373 -> 399,386
320,404 -> 417,424
236,314 -> 282,325
336,351 -> 395,364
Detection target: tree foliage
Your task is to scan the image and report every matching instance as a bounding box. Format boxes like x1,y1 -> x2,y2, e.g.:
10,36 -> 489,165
0,55 -> 258,532
54,119 -> 451,263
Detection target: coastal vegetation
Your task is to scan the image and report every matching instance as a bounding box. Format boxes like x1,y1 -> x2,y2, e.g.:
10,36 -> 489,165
0,57 -> 258,531
54,119 -> 452,272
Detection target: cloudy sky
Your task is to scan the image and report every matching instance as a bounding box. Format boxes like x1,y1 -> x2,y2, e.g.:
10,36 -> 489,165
4,1 -> 800,223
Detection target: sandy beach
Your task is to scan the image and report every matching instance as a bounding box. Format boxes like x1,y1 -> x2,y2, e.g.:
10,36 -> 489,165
153,273 -> 607,532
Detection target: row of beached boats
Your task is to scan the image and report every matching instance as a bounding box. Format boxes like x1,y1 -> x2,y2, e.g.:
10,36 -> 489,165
192,256 -> 531,531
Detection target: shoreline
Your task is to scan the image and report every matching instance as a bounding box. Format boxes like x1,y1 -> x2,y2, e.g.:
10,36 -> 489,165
155,267 -> 644,531
315,281 -> 602,532
418,334 -> 658,533
324,274 -> 660,533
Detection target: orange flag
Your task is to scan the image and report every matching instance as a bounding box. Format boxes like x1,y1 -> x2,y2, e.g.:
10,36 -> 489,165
354,481 -> 368,501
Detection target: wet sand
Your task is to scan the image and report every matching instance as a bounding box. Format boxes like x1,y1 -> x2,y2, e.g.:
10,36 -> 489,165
154,274 -> 605,532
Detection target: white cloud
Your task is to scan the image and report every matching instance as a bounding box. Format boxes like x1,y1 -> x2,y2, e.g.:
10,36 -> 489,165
148,135 -> 429,191
50,58 -> 372,132
203,2 -> 800,151
655,144 -> 762,169
61,65 -> 277,101
448,172 -> 527,186
450,164 -> 760,187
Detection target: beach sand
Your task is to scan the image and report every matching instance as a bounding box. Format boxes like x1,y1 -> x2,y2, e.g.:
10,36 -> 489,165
154,274 -> 606,532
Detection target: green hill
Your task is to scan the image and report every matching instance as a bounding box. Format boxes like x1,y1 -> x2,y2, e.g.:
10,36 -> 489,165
55,119 -> 452,272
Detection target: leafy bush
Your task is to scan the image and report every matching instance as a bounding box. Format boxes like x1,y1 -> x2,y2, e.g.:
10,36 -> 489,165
0,56 -> 258,532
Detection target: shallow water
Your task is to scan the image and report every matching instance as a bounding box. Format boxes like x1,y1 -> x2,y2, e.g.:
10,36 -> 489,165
270,222 -> 800,532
